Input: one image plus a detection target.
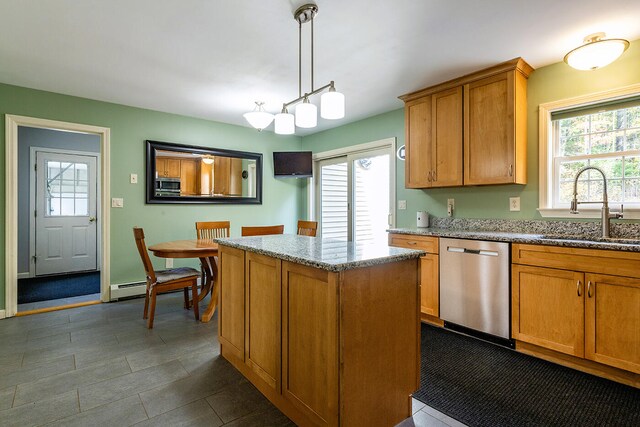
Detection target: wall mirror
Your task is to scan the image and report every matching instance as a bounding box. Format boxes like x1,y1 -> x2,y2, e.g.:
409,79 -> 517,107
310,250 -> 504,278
145,140 -> 262,204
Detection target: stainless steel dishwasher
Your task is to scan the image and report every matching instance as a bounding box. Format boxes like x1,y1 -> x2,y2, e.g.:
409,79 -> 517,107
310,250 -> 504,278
439,237 -> 511,342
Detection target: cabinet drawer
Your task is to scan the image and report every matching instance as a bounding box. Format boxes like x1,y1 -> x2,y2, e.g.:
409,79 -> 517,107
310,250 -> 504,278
512,244 -> 640,279
389,234 -> 438,254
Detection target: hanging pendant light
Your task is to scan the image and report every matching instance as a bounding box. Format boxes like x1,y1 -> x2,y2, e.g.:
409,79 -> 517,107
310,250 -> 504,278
243,101 -> 274,131
295,97 -> 318,128
275,109 -> 295,135
564,33 -> 630,71
320,83 -> 345,119
243,3 -> 344,134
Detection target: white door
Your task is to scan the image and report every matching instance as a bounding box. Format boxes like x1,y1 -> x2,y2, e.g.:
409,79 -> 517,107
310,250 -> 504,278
35,151 -> 98,275
316,147 -> 393,243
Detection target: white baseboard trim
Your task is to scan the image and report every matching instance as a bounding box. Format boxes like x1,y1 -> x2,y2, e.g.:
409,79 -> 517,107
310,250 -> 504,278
0,310 -> 6,319
17,272 -> 30,279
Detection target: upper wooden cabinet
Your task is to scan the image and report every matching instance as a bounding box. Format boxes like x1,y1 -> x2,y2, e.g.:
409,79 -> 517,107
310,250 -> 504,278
156,158 -> 181,178
399,58 -> 534,188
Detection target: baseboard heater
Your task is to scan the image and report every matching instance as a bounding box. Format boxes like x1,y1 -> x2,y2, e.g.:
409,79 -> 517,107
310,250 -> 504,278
109,282 -> 146,301
110,278 -> 203,301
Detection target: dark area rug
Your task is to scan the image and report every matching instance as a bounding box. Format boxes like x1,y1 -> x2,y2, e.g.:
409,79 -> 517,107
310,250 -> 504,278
413,323 -> 640,427
18,271 -> 100,303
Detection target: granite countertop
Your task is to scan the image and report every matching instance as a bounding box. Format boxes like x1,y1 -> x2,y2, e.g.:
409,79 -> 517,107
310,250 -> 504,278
215,234 -> 425,272
388,226 -> 640,253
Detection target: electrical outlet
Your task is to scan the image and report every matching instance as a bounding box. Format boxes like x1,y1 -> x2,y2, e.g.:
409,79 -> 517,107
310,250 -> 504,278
165,258 -> 173,268
111,197 -> 124,208
447,199 -> 454,217
510,197 -> 521,212
398,200 -> 407,210
130,173 -> 138,184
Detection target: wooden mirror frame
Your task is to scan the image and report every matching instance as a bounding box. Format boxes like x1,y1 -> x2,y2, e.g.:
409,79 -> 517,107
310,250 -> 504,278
145,140 -> 263,205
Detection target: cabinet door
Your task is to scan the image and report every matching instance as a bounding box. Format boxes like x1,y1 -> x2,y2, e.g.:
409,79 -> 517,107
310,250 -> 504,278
420,254 -> 439,317
245,253 -> 281,391
229,158 -> 243,196
214,157 -> 231,195
431,87 -> 462,187
218,246 -> 246,362
585,274 -> 640,374
155,159 -> 166,176
281,261 -> 338,426
512,264 -> 585,357
464,71 -> 515,185
165,158 -> 181,178
404,97 -> 432,188
179,159 -> 198,195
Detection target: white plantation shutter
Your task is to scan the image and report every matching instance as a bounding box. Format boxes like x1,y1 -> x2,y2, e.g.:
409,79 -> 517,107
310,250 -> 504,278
320,162 -> 348,240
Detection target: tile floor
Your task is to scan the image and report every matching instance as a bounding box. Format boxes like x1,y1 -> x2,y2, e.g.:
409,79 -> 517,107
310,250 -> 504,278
0,292 -> 466,426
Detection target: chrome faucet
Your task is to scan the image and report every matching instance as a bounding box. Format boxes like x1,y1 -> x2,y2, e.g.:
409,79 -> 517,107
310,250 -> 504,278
570,166 -> 623,238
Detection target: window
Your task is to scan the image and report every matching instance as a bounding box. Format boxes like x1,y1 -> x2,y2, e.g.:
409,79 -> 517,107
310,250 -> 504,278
539,84 -> 640,218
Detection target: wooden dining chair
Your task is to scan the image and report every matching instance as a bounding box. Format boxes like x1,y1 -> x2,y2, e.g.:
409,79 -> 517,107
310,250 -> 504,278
241,224 -> 285,236
297,220 -> 318,237
133,227 -> 200,328
195,221 -> 230,239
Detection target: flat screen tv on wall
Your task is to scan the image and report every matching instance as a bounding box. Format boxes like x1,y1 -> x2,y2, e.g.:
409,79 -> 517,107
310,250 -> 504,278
273,151 -> 312,178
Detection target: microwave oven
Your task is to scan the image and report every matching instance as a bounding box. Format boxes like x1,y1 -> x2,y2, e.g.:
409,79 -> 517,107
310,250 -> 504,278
155,177 -> 181,196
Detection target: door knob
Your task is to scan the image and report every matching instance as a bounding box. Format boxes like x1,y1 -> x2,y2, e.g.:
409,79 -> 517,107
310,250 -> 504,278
89,216 -> 97,222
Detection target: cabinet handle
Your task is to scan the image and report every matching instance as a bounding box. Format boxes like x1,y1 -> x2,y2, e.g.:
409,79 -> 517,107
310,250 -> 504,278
577,280 -> 582,297
587,280 -> 592,298
407,241 -> 417,245
427,171 -> 432,182
432,170 -> 437,182
509,164 -> 513,177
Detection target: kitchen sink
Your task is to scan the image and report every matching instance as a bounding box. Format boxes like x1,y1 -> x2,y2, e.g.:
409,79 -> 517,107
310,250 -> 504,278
541,235 -> 640,245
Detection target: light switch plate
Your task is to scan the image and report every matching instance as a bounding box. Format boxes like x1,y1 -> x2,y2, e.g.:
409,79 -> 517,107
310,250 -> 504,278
398,200 -> 407,210
130,173 -> 138,184
510,197 -> 520,212
111,198 -> 124,208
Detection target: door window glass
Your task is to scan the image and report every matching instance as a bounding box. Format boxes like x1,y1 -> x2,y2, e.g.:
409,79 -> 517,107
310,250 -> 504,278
45,161 -> 90,216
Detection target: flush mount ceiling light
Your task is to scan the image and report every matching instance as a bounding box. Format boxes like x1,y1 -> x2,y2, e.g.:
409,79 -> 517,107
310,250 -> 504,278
244,3 -> 345,135
243,101 -> 274,131
564,32 -> 630,71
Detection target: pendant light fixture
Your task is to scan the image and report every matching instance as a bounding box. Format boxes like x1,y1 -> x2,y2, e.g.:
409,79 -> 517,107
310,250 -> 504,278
243,101 -> 274,131
244,3 -> 345,134
564,32 -> 630,71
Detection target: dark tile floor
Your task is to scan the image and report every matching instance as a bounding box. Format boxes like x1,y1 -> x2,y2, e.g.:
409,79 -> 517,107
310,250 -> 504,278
0,292 -> 465,426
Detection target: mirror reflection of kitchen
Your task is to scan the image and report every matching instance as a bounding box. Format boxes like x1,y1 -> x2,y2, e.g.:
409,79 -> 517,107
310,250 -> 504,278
154,149 -> 257,198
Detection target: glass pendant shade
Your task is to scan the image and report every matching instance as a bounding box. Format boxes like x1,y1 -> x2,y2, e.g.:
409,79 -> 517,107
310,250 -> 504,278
274,112 -> 295,135
321,90 -> 345,119
243,110 -> 274,131
295,101 -> 317,128
564,33 -> 629,71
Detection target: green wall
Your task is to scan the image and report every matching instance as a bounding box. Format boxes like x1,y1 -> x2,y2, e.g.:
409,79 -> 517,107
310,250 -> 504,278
303,39 -> 640,228
0,84 -> 305,309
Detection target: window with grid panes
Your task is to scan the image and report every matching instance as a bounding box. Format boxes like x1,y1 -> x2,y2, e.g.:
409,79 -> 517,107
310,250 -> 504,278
551,97 -> 640,209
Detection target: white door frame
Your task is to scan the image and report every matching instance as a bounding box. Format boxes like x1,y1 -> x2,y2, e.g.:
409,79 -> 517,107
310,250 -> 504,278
29,147 -> 101,278
5,115 -> 111,317
310,137 -> 397,231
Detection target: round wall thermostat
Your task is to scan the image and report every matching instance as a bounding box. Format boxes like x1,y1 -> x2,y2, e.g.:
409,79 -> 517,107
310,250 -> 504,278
396,145 -> 406,161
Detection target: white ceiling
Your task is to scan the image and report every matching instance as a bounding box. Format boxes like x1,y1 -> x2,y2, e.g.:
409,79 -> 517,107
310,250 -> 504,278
1,0 -> 639,136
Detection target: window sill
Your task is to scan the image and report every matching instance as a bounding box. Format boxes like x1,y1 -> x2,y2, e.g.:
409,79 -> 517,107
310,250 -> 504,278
538,208 -> 640,219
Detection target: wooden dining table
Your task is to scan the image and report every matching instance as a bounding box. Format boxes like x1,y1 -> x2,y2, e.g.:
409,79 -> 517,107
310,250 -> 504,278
147,239 -> 219,322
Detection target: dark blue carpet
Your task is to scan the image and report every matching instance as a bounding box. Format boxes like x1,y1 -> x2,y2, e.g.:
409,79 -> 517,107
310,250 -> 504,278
18,271 -> 100,303
413,323 -> 640,427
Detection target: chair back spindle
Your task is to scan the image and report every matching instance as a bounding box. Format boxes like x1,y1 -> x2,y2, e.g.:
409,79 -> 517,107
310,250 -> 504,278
297,220 -> 318,237
196,221 -> 231,240
133,227 -> 157,283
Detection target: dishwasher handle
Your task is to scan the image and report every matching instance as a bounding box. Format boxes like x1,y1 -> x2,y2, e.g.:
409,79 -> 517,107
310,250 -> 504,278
447,246 -> 499,257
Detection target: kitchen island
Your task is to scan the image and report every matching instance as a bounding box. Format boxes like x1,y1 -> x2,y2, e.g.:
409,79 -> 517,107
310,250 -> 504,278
215,235 -> 425,426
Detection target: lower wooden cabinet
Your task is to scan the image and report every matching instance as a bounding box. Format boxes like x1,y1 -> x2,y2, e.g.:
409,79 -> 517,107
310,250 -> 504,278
388,233 -> 440,323
217,244 -> 420,426
512,244 -> 640,382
